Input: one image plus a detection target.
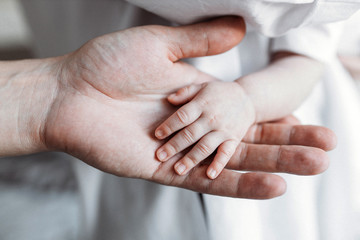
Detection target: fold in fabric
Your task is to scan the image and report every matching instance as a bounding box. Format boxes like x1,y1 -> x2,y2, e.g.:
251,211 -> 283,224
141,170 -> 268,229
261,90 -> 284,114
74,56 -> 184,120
125,0 -> 360,36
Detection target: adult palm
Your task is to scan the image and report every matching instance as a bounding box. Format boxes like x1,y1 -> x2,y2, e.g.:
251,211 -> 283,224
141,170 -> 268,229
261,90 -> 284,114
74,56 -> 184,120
43,17 -> 335,199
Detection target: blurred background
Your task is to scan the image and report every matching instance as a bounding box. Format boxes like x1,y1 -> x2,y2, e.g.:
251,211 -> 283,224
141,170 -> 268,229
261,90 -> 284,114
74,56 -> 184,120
0,2 -> 79,240
0,0 -> 32,59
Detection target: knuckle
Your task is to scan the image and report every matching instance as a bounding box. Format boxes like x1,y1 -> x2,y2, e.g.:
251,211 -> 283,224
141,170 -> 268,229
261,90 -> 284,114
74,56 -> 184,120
218,148 -> 232,158
182,128 -> 195,144
186,154 -> 201,166
238,143 -> 248,166
167,141 -> 180,153
197,97 -> 209,107
176,109 -> 189,124
203,30 -> 210,56
197,142 -> 212,156
207,115 -> 218,126
214,158 -> 227,169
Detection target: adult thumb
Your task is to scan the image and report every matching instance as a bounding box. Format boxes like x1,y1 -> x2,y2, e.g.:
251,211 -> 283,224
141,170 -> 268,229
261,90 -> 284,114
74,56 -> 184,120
166,16 -> 246,61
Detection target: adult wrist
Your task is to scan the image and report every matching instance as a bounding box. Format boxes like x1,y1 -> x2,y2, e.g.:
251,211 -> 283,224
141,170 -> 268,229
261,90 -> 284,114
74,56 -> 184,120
0,57 -> 62,156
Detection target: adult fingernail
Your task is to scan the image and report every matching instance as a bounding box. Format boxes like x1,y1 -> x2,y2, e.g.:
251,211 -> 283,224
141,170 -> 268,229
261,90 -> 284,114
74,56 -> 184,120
208,169 -> 217,179
175,162 -> 186,175
157,150 -> 167,161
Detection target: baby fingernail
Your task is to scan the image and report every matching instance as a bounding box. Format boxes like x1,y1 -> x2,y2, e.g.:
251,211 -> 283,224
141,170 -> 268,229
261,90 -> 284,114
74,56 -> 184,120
157,150 -> 167,161
175,163 -> 186,175
155,130 -> 164,138
208,169 -> 217,179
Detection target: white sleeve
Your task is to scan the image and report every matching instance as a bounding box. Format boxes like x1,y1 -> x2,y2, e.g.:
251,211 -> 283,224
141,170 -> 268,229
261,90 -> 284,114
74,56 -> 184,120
270,22 -> 344,63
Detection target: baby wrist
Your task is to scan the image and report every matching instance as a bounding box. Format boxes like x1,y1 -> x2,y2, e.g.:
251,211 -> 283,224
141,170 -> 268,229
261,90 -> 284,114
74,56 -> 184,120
233,81 -> 257,125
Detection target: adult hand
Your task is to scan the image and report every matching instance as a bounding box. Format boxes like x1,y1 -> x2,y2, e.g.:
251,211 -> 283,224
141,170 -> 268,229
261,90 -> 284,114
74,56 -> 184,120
0,17 -> 336,199
43,16 -> 245,177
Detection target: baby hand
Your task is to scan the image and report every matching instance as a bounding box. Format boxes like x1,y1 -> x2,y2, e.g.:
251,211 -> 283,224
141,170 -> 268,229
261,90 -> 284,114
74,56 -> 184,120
155,81 -> 256,179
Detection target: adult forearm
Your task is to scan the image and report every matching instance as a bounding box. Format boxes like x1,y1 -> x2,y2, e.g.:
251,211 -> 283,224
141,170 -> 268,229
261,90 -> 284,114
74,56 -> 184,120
0,58 -> 60,156
236,54 -> 324,123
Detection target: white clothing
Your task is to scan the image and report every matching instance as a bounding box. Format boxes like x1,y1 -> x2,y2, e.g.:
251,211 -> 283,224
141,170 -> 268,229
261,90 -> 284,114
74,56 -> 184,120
126,0 -> 360,37
338,11 -> 360,56
20,0 -> 360,239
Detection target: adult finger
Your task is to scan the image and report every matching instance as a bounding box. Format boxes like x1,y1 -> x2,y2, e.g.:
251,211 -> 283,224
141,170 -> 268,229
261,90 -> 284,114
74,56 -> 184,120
227,142 -> 330,175
269,115 -> 300,124
152,161 -> 286,199
166,16 -> 246,61
243,123 -> 337,151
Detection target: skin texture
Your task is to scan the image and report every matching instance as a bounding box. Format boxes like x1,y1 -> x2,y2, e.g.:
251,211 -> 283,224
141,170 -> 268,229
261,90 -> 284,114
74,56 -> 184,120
0,17 -> 336,199
155,52 -> 324,180
155,81 -> 254,179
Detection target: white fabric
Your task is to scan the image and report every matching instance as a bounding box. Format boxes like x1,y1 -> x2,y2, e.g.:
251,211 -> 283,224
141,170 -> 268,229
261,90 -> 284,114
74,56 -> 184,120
336,12 -> 360,236
338,10 -> 360,55
316,59 -> 360,240
20,0 -> 360,239
271,22 -> 343,62
126,0 -> 360,36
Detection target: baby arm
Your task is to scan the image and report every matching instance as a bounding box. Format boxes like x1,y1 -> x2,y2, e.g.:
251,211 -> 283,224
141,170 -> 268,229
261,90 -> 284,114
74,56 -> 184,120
155,52 -> 324,179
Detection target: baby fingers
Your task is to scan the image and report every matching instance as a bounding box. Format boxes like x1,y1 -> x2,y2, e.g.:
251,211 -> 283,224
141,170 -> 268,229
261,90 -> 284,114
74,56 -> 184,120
155,102 -> 201,140
156,118 -> 210,162
168,84 -> 204,105
174,131 -> 224,176
207,140 -> 238,179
